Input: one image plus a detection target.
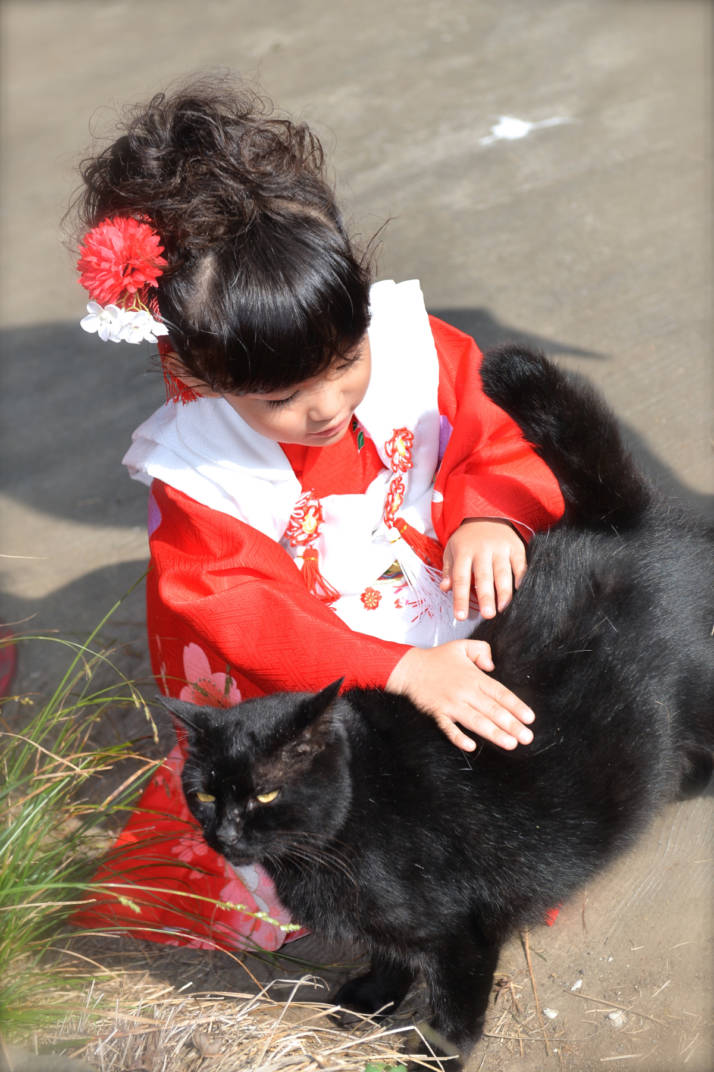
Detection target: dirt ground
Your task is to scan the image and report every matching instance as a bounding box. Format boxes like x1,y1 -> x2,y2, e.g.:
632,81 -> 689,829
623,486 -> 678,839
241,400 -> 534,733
1,1 -> 711,1070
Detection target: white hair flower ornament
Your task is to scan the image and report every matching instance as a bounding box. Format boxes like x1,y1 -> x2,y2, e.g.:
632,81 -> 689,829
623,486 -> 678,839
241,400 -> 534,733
77,216 -> 169,346
80,302 -> 168,344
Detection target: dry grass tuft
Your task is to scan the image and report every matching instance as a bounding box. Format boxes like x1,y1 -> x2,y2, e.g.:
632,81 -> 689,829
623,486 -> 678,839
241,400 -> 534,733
27,966 -> 450,1072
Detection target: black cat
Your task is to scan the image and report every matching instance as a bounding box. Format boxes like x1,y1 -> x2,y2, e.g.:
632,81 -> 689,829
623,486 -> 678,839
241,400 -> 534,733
161,347 -> 713,1069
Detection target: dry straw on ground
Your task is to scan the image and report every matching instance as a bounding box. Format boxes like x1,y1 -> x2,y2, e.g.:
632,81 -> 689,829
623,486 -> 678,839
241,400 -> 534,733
14,960 -> 446,1072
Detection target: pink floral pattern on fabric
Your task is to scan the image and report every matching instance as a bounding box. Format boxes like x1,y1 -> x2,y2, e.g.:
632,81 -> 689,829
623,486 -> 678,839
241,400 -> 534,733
169,829 -> 215,882
179,642 -> 242,708
219,867 -> 297,949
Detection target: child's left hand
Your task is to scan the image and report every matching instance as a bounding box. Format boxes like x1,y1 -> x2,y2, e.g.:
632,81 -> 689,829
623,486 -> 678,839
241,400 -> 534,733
441,518 -> 527,621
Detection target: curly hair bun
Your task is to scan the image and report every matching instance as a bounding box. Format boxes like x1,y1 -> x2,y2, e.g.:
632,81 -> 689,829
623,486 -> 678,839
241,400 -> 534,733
75,77 -> 372,392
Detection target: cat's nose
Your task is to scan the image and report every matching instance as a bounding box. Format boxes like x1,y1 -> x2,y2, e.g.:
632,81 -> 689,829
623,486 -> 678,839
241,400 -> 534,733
216,817 -> 241,844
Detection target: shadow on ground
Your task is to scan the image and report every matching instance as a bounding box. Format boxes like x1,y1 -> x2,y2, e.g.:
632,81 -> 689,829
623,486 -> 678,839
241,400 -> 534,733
2,317 -> 710,540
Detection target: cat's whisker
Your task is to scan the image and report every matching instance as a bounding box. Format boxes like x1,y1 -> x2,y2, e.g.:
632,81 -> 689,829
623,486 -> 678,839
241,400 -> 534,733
286,844 -> 357,887
279,840 -> 358,888
262,850 -> 284,875
295,837 -> 358,882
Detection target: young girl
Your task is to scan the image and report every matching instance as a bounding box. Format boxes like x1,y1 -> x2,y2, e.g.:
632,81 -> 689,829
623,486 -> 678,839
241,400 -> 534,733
73,80 -> 564,952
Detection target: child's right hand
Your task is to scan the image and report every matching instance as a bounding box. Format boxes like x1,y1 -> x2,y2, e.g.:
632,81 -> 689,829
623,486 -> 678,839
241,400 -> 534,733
386,640 -> 534,752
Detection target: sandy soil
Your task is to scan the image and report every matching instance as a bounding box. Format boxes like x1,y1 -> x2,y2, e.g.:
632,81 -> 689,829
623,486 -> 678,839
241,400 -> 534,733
1,1 -> 711,1070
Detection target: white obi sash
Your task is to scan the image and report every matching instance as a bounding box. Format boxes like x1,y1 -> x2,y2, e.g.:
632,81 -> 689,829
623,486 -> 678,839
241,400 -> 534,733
124,280 -> 478,647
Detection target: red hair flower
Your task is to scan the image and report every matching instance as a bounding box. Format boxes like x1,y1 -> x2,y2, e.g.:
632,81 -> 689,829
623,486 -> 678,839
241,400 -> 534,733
77,217 -> 168,305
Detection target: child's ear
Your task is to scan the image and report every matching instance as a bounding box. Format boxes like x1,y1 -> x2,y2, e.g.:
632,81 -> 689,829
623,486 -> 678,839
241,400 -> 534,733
162,352 -> 220,398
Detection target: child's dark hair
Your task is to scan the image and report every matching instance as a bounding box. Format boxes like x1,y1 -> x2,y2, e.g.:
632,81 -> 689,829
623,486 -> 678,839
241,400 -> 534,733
75,79 -> 372,393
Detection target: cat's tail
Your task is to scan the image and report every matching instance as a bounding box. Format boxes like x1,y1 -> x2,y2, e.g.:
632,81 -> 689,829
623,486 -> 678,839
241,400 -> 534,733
480,345 -> 652,529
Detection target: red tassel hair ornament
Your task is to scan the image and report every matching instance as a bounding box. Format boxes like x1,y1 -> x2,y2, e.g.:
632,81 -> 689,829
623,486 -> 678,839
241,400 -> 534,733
158,336 -> 200,405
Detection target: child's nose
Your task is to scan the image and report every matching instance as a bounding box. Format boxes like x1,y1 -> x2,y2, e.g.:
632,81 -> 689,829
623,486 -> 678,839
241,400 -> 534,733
308,381 -> 342,423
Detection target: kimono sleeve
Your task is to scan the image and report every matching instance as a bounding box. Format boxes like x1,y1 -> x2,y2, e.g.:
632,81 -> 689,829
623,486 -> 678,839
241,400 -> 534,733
146,480 -> 408,700
429,316 -> 565,543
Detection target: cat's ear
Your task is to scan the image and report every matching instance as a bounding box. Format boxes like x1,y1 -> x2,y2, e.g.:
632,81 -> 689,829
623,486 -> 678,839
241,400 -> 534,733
292,678 -> 344,741
313,678 -> 344,714
155,694 -> 209,735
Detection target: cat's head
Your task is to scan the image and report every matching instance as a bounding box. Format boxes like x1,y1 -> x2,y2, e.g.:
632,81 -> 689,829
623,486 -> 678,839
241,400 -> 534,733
159,680 -> 351,866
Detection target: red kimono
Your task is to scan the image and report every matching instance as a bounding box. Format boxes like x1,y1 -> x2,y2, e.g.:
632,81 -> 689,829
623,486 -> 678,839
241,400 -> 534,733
77,306 -> 564,951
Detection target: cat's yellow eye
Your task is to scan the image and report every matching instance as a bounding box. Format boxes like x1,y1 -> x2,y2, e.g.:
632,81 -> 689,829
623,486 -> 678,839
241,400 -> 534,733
196,791 -> 215,804
256,789 -> 280,805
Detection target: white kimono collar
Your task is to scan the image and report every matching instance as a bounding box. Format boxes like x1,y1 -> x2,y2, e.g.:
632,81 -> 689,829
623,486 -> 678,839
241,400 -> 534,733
122,279 -> 440,542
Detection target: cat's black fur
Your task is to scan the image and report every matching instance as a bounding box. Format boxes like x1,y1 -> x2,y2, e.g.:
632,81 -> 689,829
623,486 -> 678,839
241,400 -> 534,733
162,347 -> 713,1069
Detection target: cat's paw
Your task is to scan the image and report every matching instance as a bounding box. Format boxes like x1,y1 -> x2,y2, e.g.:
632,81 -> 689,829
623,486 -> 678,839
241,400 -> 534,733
331,975 -> 398,1021
331,962 -> 414,1023
676,745 -> 713,799
403,1020 -> 464,1071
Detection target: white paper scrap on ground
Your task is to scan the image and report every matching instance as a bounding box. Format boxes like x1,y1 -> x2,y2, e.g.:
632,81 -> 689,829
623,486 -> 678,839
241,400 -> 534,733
480,115 -> 571,145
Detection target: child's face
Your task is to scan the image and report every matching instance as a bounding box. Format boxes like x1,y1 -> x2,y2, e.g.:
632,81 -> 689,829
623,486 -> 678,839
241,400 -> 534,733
184,336 -> 371,447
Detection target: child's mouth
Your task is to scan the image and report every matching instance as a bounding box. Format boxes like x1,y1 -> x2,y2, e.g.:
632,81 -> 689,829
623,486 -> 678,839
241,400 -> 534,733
310,414 -> 350,439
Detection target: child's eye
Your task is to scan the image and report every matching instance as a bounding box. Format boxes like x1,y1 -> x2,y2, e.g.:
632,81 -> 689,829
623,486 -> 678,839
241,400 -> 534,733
266,391 -> 298,409
255,789 -> 280,805
333,350 -> 363,375
196,791 -> 215,804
